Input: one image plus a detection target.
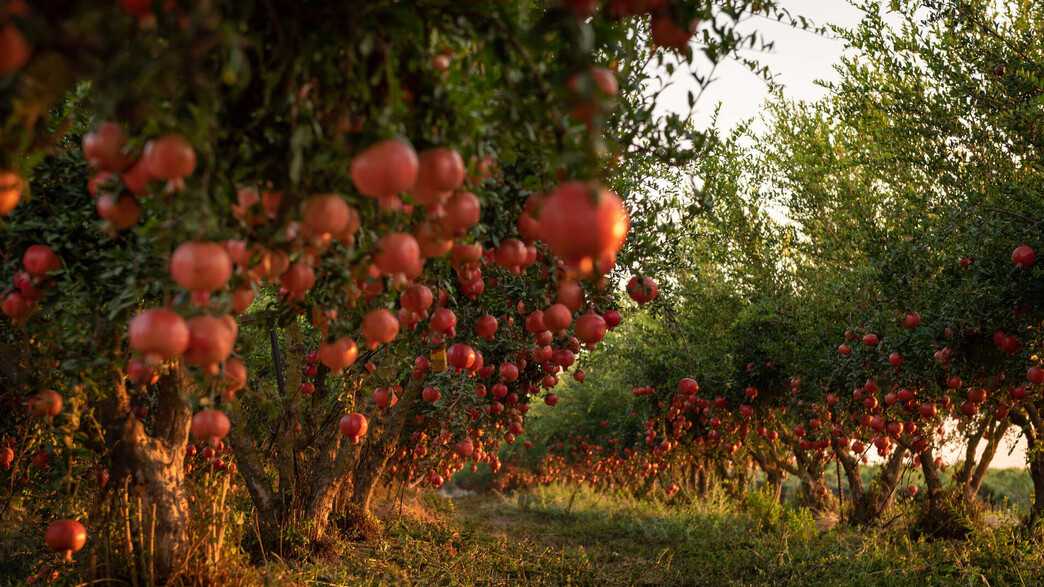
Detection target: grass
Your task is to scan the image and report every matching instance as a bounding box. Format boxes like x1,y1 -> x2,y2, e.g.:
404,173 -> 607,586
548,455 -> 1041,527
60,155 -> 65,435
11,475 -> 1044,586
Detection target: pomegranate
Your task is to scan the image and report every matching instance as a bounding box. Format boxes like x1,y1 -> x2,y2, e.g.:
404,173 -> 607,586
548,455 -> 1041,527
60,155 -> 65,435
441,191 -> 482,237
317,337 -> 359,373
626,275 -> 658,304
539,182 -> 629,276
280,263 -> 316,294
182,315 -> 237,372
129,309 -> 190,364
429,308 -> 457,334
1012,245 -> 1035,268
401,284 -> 434,315
97,194 -> 141,229
83,122 -> 130,171
575,313 -> 608,346
413,147 -> 465,205
0,20 -> 31,77
500,363 -> 519,382
222,357 -> 247,393
556,280 -> 584,312
604,309 -> 622,330
191,409 -> 231,445
45,520 -> 87,562
361,308 -> 400,348
476,314 -> 498,340
143,134 -> 196,184
374,232 -> 421,276
23,245 -> 61,278
170,242 -> 233,293
447,343 -> 477,371
902,312 -> 921,329
339,413 -> 369,443
29,390 -> 62,418
422,386 -> 442,402
495,238 -> 528,271
543,303 -> 573,333
301,194 -> 351,236
0,170 -> 23,215
350,139 -> 419,198
650,9 -> 698,51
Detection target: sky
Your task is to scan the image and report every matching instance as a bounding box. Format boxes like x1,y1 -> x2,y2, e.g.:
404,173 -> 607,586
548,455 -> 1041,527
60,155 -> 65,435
659,0 -> 1028,469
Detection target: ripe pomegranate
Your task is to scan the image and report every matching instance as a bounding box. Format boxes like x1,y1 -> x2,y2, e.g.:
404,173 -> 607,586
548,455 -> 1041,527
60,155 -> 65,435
429,308 -> 457,334
414,221 -> 454,258
122,158 -> 155,196
422,386 -> 442,402
126,357 -> 158,385
1028,366 -> 1044,385
182,315 -> 237,373
191,409 -> 231,445
413,147 -> 465,205
97,194 -> 141,229
400,284 -> 434,316
1012,245 -> 1035,268
83,122 -> 131,171
0,21 -> 31,77
280,263 -> 316,294
170,242 -> 233,294
0,447 -> 12,469
222,357 -> 247,393
2,291 -> 35,320
543,303 -> 573,333
862,333 -> 879,346
447,343 -> 477,371
317,337 -> 358,373
567,66 -> 619,123
500,363 -> 519,382
902,312 -> 921,329
374,232 -> 421,276
232,287 -> 255,315
573,369 -> 586,382
129,309 -> 190,364
29,390 -> 62,418
441,191 -> 482,237
339,413 -> 369,443
650,9 -> 698,51
476,315 -> 498,340
455,438 -> 475,457
23,245 -> 61,278
350,139 -> 419,198
0,170 -> 24,215
539,182 -> 629,276
361,309 -> 400,349
574,313 -> 608,346
495,238 -> 528,271
626,275 -> 658,304
301,194 -> 351,236
556,280 -> 584,312
45,520 -> 87,562
143,134 -> 196,186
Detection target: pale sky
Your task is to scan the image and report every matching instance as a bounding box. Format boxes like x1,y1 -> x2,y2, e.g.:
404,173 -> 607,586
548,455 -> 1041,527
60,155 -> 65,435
660,0 -> 1027,469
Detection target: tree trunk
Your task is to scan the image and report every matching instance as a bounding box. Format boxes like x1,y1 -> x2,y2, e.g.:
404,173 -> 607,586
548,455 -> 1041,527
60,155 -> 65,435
104,365 -> 192,581
696,463 -> 709,496
1007,405 -> 1043,524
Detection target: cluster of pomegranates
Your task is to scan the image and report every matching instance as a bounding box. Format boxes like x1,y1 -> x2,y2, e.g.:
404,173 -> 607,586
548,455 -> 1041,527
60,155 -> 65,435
559,0 -> 700,54
2,244 -> 60,323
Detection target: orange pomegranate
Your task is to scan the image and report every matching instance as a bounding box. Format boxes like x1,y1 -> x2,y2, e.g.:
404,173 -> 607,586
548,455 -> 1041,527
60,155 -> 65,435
539,181 -> 628,276
318,337 -> 359,374
301,193 -> 351,236
361,308 -> 400,349
0,170 -> 23,215
414,147 -> 465,205
45,520 -> 87,562
129,309 -> 191,364
170,242 -> 232,294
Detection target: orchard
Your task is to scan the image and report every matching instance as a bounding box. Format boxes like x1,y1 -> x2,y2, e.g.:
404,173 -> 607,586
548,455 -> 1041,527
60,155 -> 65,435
1,0 -> 1044,585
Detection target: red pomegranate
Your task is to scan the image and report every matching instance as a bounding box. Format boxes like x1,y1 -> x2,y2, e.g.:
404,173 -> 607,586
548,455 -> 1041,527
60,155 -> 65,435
97,194 -> 141,229
222,357 -> 247,393
862,333 -> 879,346
318,337 -> 359,373
413,147 -> 465,205
422,386 -> 442,402
539,182 -> 629,276
414,221 -> 454,258
1012,245 -> 1035,268
2,291 -> 35,320
0,21 -> 31,77
604,309 -> 622,330
29,390 -> 63,418
650,9 -> 698,51
361,309 -> 400,349
441,191 -> 482,237
232,287 -> 255,315
122,158 -> 155,196
902,312 -> 921,329
126,357 -> 158,385
23,245 -> 61,278
626,275 -> 658,304
45,520 -> 87,562
280,262 -> 316,294
455,438 -> 475,457
129,309 -> 190,363
525,310 -> 546,334
170,242 -> 233,293
447,343 -> 477,371
182,315 -> 237,372
543,303 -> 573,333
83,122 -> 131,171
429,308 -> 457,334
573,369 -> 586,382
500,363 -> 519,382
191,409 -> 231,445
143,134 -> 196,182
301,194 -> 351,236
339,413 -> 369,443
575,313 -> 608,346
374,232 -> 421,276
495,238 -> 528,271
350,139 -> 419,198
567,66 -> 619,123
476,315 -> 498,340
401,284 -> 434,315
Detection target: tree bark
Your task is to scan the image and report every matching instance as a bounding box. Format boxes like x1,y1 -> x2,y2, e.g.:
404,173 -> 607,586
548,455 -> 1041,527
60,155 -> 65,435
104,364 -> 192,581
